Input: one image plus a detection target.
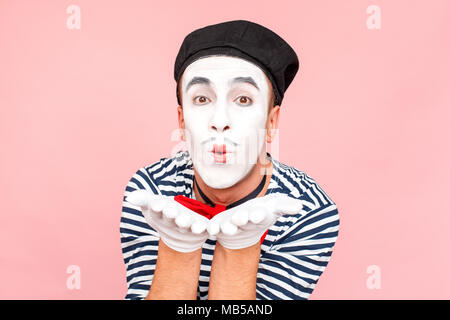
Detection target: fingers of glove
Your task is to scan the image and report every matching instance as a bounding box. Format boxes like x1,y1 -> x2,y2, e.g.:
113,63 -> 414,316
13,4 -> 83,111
230,209 -> 249,227
249,207 -> 268,224
273,196 -> 303,215
126,190 -> 152,208
162,201 -> 180,220
175,211 -> 193,229
149,196 -> 167,213
207,221 -> 221,236
191,219 -> 207,234
220,220 -> 238,236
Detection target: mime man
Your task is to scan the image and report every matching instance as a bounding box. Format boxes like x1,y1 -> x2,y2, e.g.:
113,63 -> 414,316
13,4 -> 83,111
121,19 -> 340,300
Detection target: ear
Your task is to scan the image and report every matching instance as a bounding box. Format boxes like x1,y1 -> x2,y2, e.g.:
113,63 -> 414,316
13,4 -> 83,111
177,106 -> 186,141
266,105 -> 280,143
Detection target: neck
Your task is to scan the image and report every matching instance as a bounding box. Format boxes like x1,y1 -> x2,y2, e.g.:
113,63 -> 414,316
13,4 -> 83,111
193,150 -> 273,207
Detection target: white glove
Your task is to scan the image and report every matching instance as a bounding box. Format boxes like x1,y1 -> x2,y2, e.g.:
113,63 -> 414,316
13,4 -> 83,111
207,194 -> 304,250
126,190 -> 210,253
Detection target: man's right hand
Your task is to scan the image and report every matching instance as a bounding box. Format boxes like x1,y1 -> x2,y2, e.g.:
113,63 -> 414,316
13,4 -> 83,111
126,190 -> 210,253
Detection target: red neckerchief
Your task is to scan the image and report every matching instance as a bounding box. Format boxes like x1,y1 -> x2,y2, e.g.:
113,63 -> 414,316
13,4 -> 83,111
174,195 -> 226,219
174,195 -> 268,244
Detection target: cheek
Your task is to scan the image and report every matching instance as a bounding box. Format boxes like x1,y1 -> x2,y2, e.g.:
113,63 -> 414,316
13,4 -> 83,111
183,108 -> 210,139
183,107 -> 201,128
233,109 -> 267,135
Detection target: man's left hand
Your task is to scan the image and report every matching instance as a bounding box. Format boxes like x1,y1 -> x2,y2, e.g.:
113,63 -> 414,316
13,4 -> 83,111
207,194 -> 304,250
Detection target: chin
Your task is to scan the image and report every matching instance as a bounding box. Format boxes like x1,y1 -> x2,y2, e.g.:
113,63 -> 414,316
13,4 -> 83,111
195,163 -> 254,190
204,179 -> 235,190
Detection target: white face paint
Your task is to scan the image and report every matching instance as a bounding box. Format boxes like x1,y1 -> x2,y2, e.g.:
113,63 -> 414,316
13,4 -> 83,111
181,55 -> 270,189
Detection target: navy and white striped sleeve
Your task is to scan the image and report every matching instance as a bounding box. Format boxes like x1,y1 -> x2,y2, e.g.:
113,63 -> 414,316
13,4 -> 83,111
120,167 -> 161,300
256,188 -> 340,300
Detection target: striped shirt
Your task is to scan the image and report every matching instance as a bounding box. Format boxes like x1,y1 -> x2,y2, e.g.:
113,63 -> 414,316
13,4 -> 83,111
120,150 -> 340,300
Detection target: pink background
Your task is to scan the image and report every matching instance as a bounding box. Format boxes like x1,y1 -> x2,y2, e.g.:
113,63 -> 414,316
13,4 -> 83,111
1,0 -> 449,299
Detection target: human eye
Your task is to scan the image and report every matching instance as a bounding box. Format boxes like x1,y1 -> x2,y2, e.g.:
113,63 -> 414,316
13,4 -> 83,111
234,95 -> 253,106
193,95 -> 210,105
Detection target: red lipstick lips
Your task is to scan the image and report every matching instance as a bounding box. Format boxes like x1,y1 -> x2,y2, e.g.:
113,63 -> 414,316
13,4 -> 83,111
212,144 -> 226,163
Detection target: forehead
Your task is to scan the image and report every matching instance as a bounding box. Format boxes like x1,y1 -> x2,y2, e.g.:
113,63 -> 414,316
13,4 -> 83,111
182,55 -> 269,90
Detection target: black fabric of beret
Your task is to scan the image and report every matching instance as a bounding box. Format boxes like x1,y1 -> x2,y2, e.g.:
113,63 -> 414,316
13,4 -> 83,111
174,20 -> 299,106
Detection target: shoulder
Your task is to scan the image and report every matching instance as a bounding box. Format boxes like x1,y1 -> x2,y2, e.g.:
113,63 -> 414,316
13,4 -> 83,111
268,157 -> 338,213
264,157 -> 340,246
124,151 -> 194,197
257,158 -> 340,299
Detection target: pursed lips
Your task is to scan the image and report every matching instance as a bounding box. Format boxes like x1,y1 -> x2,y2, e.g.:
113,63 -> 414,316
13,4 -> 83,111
210,144 -> 230,163
202,138 -> 238,164
212,144 -> 226,154
207,143 -> 236,153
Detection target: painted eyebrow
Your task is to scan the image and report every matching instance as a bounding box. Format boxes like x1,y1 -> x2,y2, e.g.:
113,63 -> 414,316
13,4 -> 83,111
186,76 -> 211,92
230,76 -> 260,91
185,76 -> 260,92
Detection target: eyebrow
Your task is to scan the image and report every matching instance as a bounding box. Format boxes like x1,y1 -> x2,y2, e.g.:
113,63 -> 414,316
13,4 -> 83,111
185,76 -> 211,92
230,76 -> 260,91
185,76 -> 260,92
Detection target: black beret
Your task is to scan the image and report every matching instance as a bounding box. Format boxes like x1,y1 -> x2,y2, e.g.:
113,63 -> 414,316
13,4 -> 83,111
174,20 -> 299,106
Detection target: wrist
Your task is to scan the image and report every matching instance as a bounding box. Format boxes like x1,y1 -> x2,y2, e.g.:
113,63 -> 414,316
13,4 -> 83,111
147,240 -> 202,300
215,240 -> 261,260
209,241 -> 261,300
159,238 -> 203,260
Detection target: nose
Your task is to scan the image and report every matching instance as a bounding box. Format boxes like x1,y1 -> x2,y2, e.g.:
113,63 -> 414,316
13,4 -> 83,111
209,103 -> 231,133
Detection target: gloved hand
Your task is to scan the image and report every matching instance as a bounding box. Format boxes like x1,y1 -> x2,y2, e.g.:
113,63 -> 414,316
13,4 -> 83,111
207,194 -> 304,250
126,189 -> 210,253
